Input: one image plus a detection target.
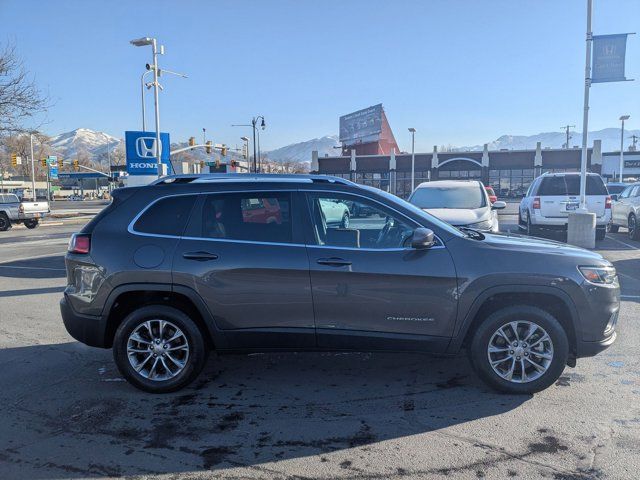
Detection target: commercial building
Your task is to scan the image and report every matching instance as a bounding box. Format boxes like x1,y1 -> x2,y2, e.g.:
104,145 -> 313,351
312,141 -> 612,199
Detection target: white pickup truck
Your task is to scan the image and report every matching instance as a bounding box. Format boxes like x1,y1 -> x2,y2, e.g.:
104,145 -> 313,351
0,193 -> 50,231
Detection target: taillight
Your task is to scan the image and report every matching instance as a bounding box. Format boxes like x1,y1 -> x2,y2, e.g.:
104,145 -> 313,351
18,204 -> 24,213
605,196 -> 612,209
68,233 -> 91,254
533,197 -> 541,209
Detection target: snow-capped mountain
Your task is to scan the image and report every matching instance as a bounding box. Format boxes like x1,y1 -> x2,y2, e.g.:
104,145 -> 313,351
456,128 -> 640,152
264,135 -> 340,163
49,128 -> 123,158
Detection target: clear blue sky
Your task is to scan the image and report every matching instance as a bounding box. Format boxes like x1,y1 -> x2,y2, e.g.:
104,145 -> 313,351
1,0 -> 638,152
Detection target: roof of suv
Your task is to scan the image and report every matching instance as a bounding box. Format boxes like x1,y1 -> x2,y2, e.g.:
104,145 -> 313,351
415,180 -> 482,189
150,173 -> 356,187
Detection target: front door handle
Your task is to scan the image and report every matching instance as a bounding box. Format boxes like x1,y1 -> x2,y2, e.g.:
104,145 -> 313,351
182,251 -> 219,261
317,257 -> 352,267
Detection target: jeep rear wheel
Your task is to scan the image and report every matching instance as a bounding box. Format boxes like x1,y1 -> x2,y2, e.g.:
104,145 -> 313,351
113,305 -> 208,393
469,306 -> 568,394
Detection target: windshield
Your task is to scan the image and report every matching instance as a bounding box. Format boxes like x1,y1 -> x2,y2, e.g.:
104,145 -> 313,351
409,183 -> 486,209
362,186 -> 464,238
607,184 -> 628,195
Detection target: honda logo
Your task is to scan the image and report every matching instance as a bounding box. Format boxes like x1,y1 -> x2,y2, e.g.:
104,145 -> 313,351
135,137 -> 160,158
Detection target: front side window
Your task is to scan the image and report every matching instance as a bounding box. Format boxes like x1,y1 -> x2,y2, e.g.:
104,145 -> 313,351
134,195 -> 197,236
197,192 -> 292,243
307,193 -> 414,249
618,186 -> 633,199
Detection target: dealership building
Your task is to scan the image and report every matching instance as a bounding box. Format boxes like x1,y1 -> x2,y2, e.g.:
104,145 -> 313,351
312,104 -> 640,199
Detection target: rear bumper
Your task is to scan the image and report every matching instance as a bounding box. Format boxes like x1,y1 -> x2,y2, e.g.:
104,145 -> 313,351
17,212 -> 47,220
60,295 -> 107,348
531,216 -> 609,229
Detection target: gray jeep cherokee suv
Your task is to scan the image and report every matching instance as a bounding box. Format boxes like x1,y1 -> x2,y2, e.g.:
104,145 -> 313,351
60,174 -> 619,394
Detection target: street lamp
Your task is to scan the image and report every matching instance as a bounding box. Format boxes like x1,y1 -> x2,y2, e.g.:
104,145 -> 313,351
619,115 -> 630,182
131,36 -> 163,178
232,116 -> 266,173
408,128 -> 416,192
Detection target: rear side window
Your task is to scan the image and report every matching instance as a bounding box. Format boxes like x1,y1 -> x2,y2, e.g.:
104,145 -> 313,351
193,192 -> 292,243
134,195 -> 197,236
538,176 -> 607,196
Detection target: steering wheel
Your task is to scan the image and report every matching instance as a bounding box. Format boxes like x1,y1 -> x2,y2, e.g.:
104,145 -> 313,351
375,218 -> 393,247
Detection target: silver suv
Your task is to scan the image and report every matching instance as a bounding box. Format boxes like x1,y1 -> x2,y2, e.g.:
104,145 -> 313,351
519,172 -> 611,240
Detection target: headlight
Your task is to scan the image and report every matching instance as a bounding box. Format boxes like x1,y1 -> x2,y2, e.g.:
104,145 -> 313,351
578,266 -> 617,285
467,219 -> 493,231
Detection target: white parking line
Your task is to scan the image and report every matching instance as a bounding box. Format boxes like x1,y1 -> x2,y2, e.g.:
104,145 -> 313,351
606,235 -> 640,250
621,295 -> 640,299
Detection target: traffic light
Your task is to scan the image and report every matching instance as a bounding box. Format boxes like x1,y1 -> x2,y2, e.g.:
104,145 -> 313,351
73,159 -> 79,171
41,158 -> 47,167
205,140 -> 212,154
220,145 -> 228,156
230,160 -> 238,168
188,137 -> 196,147
11,153 -> 17,167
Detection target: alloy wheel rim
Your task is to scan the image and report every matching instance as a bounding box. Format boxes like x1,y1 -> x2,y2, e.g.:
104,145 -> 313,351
127,319 -> 190,381
343,215 -> 349,228
0,217 -> 6,229
630,216 -> 636,237
487,320 -> 553,383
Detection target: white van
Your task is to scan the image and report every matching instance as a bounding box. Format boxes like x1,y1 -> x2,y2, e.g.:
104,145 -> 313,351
519,173 -> 611,240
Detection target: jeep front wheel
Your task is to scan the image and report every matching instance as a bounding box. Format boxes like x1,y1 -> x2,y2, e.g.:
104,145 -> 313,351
113,305 -> 208,393
469,306 -> 568,394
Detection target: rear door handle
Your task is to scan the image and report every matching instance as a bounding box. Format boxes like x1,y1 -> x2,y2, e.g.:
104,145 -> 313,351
182,251 -> 219,261
317,257 -> 352,267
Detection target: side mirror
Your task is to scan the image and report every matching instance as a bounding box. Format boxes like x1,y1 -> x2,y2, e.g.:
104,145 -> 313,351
611,194 -> 619,201
411,227 -> 435,249
491,200 -> 507,210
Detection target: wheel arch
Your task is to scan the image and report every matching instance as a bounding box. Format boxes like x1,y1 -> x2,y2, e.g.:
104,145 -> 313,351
101,283 -> 223,350
448,285 -> 579,361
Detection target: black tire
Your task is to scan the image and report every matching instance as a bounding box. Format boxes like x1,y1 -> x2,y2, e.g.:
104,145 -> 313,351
629,214 -> 640,241
0,213 -> 10,231
609,223 -> 619,233
595,227 -> 606,241
24,219 -> 39,229
113,305 -> 209,393
341,212 -> 350,228
469,305 -> 569,394
525,210 -> 536,236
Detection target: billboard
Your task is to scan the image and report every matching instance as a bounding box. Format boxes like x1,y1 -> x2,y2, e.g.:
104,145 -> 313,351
339,104 -> 383,144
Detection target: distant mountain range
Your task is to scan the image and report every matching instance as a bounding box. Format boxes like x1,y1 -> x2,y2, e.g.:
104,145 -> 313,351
456,128 -> 640,152
43,127 -> 639,166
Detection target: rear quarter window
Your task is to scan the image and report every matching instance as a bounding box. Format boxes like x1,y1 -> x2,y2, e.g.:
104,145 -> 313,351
133,195 -> 197,236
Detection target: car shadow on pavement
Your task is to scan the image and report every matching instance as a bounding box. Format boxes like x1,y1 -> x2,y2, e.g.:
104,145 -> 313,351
0,255 -> 66,279
0,342 -> 530,479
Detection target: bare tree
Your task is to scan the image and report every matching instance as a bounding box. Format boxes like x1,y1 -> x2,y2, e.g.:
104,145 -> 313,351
0,43 -> 48,134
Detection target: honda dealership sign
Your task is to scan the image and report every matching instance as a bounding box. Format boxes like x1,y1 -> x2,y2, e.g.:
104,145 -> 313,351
591,34 -> 631,83
125,131 -> 171,175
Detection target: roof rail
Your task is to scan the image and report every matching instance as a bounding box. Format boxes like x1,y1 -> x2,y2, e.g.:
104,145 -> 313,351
149,173 -> 355,186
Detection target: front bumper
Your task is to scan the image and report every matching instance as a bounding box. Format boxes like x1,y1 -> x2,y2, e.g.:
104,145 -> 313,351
60,295 -> 107,348
574,280 -> 620,358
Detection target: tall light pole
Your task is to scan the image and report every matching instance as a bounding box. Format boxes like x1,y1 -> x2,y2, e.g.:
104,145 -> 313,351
578,0 -> 593,211
619,115 -> 630,181
140,70 -> 153,131
408,128 -> 416,192
30,133 -> 36,200
131,37 -> 163,178
232,116 -> 265,173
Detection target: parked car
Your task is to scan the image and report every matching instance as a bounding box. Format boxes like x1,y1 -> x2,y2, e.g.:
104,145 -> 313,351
408,180 -> 505,233
0,193 -> 50,231
68,194 -> 84,201
610,182 -> 640,239
606,182 -> 630,200
319,197 -> 350,227
519,172 -> 611,241
61,174 -> 619,395
485,185 -> 498,203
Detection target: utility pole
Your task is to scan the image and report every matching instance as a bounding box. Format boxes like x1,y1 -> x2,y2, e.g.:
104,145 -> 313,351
629,134 -> 639,151
30,134 -> 36,200
561,125 -> 575,149
619,115 -> 630,182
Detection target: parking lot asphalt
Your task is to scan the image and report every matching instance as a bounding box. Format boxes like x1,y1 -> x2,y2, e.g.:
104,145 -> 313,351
0,214 -> 639,479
